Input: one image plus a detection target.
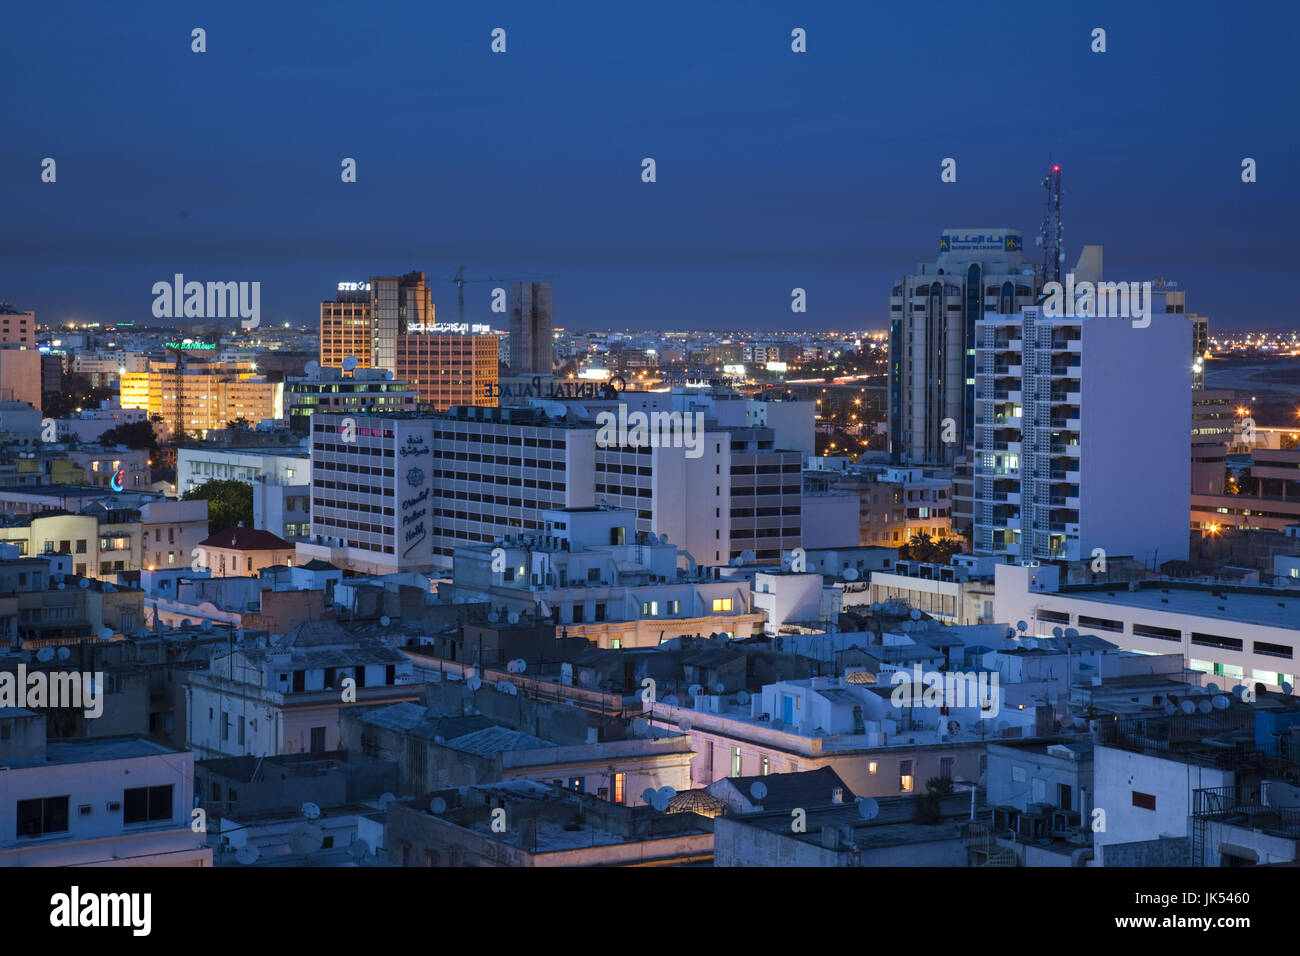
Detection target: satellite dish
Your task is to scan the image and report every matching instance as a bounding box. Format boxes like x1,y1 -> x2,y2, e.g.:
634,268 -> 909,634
288,823 -> 324,856
304,360 -> 320,374
630,717 -> 649,736
857,797 -> 880,821
736,691 -> 751,705
662,694 -> 680,707
342,355 -> 359,371
659,534 -> 669,545
910,609 -> 921,621
1005,627 -> 1016,638
1231,685 -> 1248,700
98,627 -> 113,641
1198,699 -> 1213,714
715,682 -> 725,694
842,567 -> 859,582
429,797 -> 447,815
79,578 -> 90,589
750,781 -> 768,800
37,646 -> 55,663
507,612 -> 520,625
380,615 -> 390,627
377,792 -> 396,810
496,680 -> 517,695
1021,637 -> 1038,650
1283,682 -> 1295,696
1180,700 -> 1196,714
1162,701 -> 1176,716
1064,628 -> 1079,639
301,802 -> 321,821
56,646 -> 71,661
642,788 -> 657,805
650,786 -> 676,812
688,683 -> 703,697
1206,682 -> 1220,694
384,370 -> 394,381
1016,621 -> 1027,633
236,845 -> 261,865
579,670 -> 593,686
1052,626 -> 1064,639
57,582 -> 66,590
511,658 -> 527,674
347,838 -> 370,860
467,676 -> 482,693
487,612 -> 500,624
202,619 -> 214,632
1212,696 -> 1230,710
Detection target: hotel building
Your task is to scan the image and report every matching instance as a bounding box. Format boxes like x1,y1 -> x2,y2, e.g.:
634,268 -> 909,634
888,229 -> 1042,466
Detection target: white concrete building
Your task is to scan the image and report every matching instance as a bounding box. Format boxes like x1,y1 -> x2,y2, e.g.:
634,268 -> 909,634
185,621 -> 421,759
995,563 -> 1300,691
177,444 -> 310,496
973,305 -> 1190,563
0,708 -> 210,866
449,507 -> 764,648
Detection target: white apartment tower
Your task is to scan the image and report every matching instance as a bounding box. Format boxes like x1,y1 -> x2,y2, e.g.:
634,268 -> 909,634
972,303 -> 1191,565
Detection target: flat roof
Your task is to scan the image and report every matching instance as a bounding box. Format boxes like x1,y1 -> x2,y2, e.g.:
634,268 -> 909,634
1055,583 -> 1300,631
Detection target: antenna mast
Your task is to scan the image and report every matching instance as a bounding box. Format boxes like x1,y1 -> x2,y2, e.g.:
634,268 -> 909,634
1039,164 -> 1063,285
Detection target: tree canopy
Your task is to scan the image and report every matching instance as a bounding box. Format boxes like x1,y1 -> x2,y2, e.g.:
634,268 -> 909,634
182,479 -> 253,535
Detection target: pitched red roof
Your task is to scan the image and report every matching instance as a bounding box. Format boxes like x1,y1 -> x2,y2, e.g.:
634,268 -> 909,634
198,526 -> 293,551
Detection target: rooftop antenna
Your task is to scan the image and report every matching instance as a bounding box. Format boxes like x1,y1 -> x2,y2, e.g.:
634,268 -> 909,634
1038,163 -> 1064,286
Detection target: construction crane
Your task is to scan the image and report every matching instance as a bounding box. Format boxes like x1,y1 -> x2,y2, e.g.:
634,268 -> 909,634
165,342 -> 187,440
449,266 -> 555,326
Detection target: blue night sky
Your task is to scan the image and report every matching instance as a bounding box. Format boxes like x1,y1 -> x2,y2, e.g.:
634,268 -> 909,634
2,0 -> 1296,332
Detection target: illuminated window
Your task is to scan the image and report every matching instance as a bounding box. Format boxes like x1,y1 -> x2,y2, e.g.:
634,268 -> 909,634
712,598 -> 733,612
899,759 -> 914,793
732,747 -> 742,776
868,761 -> 878,774
613,772 -> 625,805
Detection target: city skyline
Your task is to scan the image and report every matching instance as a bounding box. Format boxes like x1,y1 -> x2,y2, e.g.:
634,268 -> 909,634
3,0 -> 1297,331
